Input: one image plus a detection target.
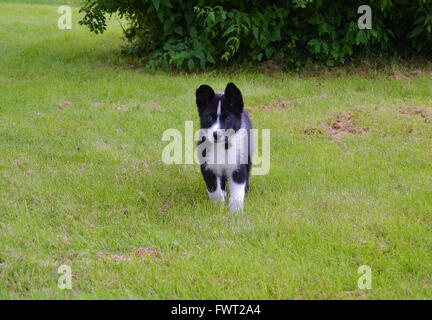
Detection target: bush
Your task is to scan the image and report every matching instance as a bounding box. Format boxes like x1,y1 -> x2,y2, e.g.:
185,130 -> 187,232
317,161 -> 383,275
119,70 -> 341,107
79,0 -> 432,71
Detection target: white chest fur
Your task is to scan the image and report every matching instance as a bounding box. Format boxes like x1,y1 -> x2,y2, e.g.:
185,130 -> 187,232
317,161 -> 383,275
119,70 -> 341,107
200,128 -> 248,178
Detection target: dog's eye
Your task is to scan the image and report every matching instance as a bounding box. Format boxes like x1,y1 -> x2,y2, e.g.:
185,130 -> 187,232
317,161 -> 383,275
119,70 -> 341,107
207,114 -> 215,122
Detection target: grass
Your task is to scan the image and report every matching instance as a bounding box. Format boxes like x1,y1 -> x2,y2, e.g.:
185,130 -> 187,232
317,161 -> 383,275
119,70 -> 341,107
1,1 -> 432,299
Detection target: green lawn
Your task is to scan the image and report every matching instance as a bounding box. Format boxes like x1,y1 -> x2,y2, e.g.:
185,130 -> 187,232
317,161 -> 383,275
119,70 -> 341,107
1,1 -> 432,299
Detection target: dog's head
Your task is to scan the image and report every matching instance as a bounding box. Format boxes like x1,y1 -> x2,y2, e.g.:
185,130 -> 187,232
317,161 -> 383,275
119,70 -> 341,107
196,82 -> 244,143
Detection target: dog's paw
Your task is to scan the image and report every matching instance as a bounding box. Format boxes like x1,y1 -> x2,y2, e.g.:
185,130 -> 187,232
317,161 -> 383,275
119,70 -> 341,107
208,190 -> 226,203
229,197 -> 244,213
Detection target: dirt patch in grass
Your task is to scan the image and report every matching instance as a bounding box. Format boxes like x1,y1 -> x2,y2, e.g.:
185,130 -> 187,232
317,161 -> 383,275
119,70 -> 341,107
109,101 -> 166,113
296,58 -> 432,79
252,99 -> 294,113
313,93 -> 327,99
398,106 -> 432,122
91,102 -> 102,109
145,102 -> 166,112
392,69 -> 409,80
55,101 -> 73,109
304,111 -> 371,138
98,247 -> 160,264
113,104 -> 131,113
392,68 -> 430,79
343,290 -> 368,299
134,247 -> 159,258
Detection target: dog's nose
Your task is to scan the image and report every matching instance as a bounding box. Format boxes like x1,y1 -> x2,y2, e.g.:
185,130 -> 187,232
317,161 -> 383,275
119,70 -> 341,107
213,131 -> 221,141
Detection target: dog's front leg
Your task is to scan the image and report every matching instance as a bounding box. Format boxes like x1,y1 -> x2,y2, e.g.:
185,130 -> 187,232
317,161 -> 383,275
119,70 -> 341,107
228,170 -> 246,212
201,165 -> 226,203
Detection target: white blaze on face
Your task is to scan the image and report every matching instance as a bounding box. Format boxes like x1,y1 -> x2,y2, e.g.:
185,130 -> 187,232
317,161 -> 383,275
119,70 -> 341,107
207,99 -> 222,142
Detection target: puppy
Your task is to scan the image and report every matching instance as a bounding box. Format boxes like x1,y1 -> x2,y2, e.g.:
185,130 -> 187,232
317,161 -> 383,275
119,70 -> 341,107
196,82 -> 253,212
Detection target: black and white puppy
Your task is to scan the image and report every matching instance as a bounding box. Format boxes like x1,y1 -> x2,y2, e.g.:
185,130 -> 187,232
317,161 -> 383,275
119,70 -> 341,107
196,82 -> 253,212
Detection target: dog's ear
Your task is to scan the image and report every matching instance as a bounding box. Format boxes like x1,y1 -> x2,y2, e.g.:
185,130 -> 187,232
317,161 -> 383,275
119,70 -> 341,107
224,82 -> 243,114
196,84 -> 215,111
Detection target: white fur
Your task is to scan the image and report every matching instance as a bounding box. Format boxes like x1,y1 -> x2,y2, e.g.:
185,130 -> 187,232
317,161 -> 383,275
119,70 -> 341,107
228,179 -> 245,212
203,128 -> 248,175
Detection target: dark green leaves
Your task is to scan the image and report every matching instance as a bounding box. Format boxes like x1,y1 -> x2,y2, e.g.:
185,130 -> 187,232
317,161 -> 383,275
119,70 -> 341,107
80,0 -> 432,71
152,0 -> 160,12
